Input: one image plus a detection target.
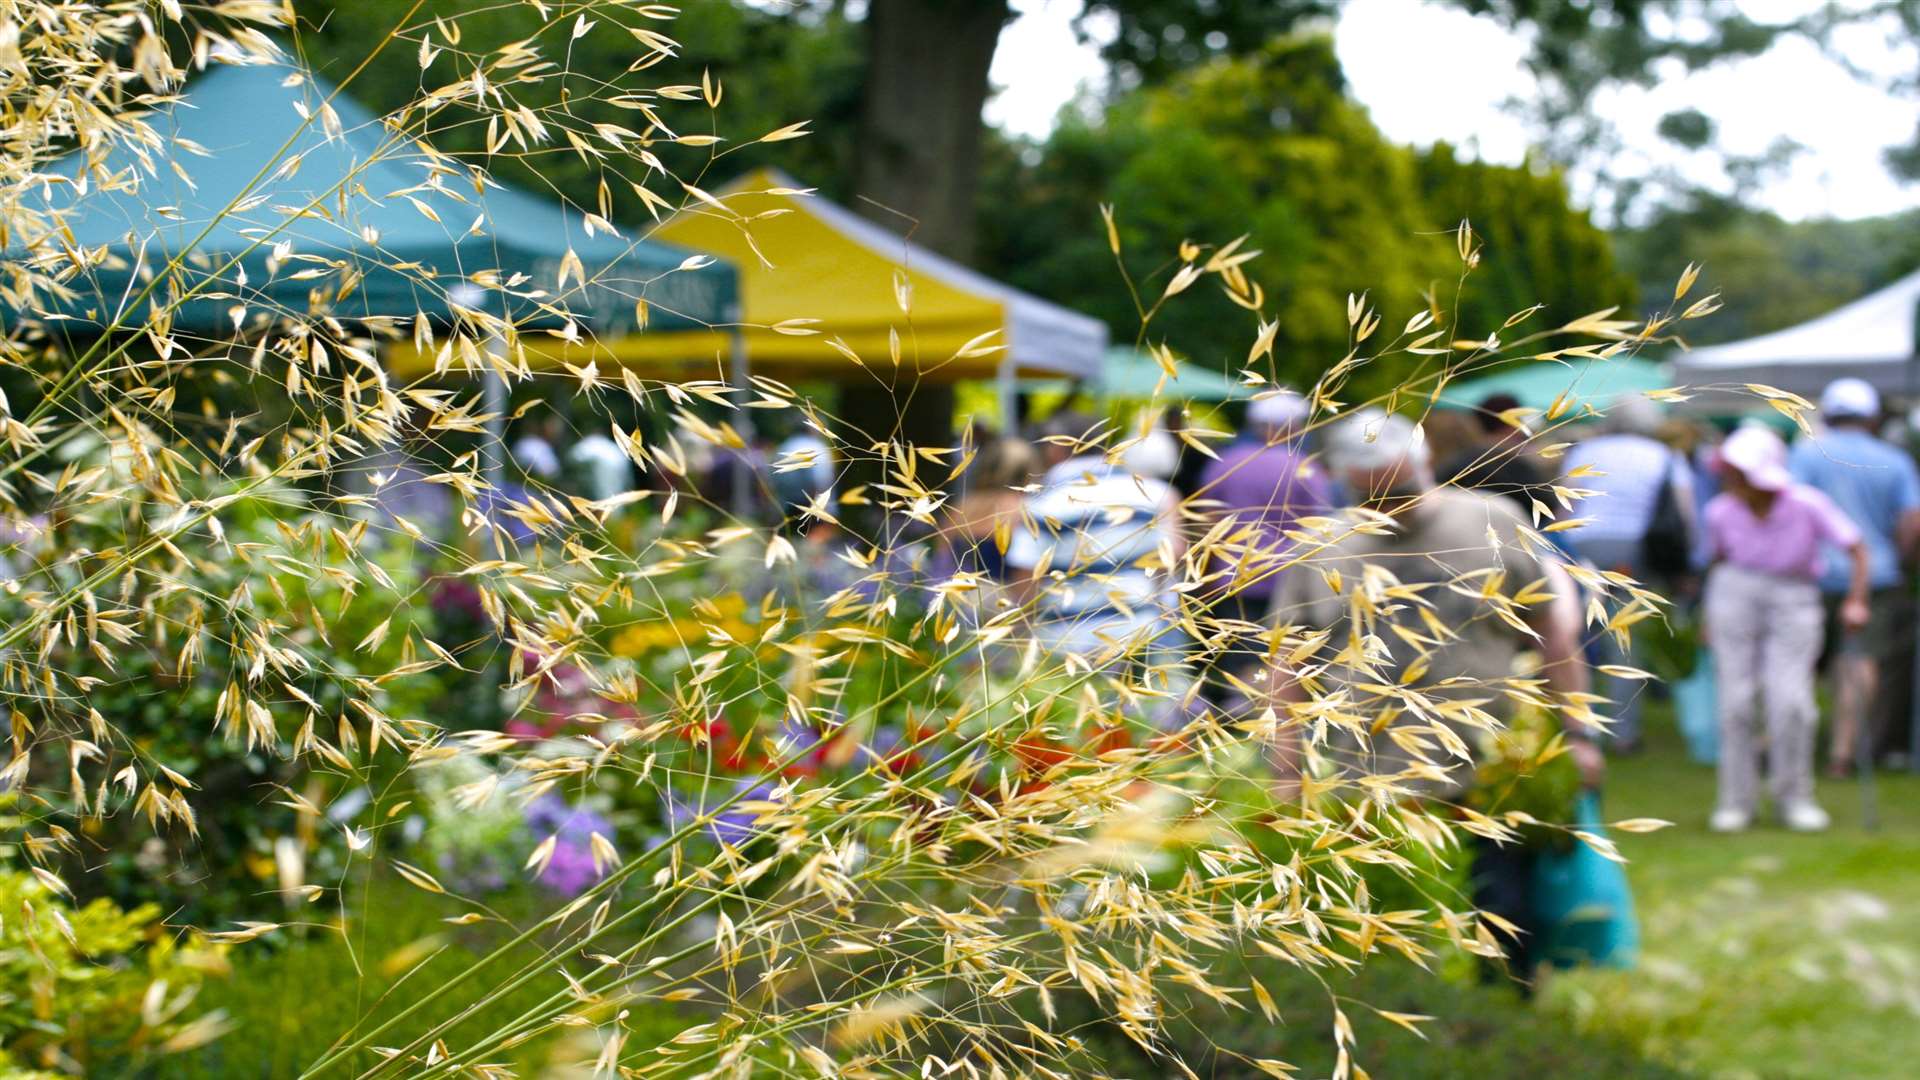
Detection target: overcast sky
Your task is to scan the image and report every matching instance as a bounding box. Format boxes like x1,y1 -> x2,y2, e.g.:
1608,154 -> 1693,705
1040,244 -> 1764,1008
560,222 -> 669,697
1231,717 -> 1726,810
983,0 -> 1920,222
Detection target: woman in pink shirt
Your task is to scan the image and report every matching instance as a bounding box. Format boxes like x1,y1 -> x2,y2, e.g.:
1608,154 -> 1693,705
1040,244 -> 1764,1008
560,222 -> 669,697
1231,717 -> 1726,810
1703,424 -> 1868,834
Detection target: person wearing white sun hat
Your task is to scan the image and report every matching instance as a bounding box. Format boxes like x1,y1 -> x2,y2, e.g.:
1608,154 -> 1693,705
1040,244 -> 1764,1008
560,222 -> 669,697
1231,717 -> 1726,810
1703,423 -> 1871,834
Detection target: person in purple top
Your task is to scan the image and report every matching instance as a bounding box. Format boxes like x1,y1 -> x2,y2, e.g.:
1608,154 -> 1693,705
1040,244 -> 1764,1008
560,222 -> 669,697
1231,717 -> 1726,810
1195,390 -> 1331,705
1197,390 -> 1331,619
1703,424 -> 1869,835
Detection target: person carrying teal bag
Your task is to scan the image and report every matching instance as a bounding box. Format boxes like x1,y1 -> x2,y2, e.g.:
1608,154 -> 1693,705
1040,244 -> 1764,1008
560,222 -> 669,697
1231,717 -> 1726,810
1531,790 -> 1640,969
1673,646 -> 1719,765
1465,706 -> 1630,985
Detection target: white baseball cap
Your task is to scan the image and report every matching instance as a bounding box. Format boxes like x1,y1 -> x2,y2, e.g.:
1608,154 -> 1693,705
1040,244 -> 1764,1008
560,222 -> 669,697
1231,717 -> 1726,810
1820,377 -> 1880,420
1119,427 -> 1179,478
1718,424 -> 1792,492
1326,408 -> 1429,471
1248,389 -> 1309,429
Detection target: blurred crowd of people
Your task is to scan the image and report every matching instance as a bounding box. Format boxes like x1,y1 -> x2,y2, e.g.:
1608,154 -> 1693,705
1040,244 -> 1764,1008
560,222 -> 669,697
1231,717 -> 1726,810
1435,377 -> 1920,836
421,372 -> 1920,987
467,373 -> 1920,846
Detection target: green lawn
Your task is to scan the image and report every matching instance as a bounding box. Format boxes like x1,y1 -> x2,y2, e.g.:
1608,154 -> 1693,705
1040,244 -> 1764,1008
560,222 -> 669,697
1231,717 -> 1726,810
156,704 -> 1920,1078
152,883 -> 685,1078
1545,704 -> 1920,1080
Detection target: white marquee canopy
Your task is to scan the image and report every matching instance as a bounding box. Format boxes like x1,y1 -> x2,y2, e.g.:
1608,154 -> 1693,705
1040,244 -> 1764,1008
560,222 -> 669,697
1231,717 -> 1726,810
1673,268 -> 1920,400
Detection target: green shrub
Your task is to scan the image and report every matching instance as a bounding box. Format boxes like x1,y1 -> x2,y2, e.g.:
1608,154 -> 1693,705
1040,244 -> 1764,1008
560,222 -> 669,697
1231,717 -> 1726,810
10,475 -> 480,926
0,863 -> 226,1075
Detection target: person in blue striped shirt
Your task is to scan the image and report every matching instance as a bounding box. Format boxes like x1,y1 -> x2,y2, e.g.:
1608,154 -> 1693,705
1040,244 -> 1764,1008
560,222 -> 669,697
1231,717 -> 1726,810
1006,413 -> 1184,662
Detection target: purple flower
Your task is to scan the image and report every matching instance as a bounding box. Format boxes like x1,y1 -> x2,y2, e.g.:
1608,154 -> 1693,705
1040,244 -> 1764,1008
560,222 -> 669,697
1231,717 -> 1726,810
539,837 -> 601,896
430,577 -> 486,623
662,781 -> 771,847
526,793 -> 613,896
776,716 -> 822,758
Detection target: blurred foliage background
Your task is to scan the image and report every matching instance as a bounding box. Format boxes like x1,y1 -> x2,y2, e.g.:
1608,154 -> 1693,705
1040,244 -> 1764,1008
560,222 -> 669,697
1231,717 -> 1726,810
292,1 -> 1920,394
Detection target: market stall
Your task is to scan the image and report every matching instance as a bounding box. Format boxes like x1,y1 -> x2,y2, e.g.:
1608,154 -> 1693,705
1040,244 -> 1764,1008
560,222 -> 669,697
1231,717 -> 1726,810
1437,355 -> 1671,413
24,58 -> 741,502
612,168 -> 1107,412
1672,269 -> 1920,401
33,61 -> 737,350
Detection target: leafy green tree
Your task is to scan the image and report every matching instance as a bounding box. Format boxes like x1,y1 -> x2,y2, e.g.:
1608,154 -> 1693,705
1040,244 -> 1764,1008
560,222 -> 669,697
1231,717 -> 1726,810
839,0 -> 1342,441
1614,193 -> 1920,346
979,38 -> 1634,395
1415,142 -> 1636,340
295,2 -> 865,218
1456,0 -> 1917,213
1080,0 -> 1334,87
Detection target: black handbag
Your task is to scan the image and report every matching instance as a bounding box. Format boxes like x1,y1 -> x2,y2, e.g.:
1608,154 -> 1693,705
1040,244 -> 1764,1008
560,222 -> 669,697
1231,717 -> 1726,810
1641,454 -> 1691,579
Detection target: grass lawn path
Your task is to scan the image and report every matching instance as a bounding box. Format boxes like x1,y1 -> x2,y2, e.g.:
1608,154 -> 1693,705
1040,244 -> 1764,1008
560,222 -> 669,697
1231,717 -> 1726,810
1547,705 -> 1920,1079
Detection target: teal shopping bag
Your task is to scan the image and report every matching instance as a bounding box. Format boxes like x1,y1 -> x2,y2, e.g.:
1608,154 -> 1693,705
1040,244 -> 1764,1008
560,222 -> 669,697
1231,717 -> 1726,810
1673,647 -> 1718,764
1531,791 -> 1639,969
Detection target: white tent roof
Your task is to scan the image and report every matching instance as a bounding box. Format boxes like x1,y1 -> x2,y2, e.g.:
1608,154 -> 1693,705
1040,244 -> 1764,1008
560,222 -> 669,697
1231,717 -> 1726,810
1673,268 -> 1920,398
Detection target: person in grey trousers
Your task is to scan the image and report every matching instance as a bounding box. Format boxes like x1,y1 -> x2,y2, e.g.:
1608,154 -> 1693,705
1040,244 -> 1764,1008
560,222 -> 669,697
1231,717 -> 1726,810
1703,425 -> 1870,833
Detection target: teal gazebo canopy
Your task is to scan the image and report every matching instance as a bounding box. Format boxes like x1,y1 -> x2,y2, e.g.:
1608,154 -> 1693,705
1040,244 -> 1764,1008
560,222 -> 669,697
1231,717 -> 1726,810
25,61 -> 736,338
1023,347 -> 1249,402
1437,356 -> 1671,414
1096,348 -> 1248,401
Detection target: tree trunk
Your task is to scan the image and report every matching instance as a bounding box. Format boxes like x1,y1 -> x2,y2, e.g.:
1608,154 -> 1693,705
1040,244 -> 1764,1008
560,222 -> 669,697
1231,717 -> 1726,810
841,0 -> 1010,454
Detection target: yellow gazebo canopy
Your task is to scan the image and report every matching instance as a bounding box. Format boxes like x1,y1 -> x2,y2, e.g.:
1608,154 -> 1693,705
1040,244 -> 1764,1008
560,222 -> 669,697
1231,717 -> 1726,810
646,168 -> 1106,383
387,168 -> 1107,385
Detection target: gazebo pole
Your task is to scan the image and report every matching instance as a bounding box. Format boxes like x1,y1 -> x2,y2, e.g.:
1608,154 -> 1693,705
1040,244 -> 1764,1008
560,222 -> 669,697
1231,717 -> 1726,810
452,281 -> 510,502
483,343 -> 508,503
997,354 -> 1016,434
730,326 -> 752,519
481,308 -> 510,733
